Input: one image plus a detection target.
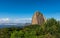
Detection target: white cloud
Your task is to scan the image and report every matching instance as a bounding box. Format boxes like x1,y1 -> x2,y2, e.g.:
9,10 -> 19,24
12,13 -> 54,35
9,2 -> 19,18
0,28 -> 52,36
13,18 -> 32,23
2,18 -> 9,21
0,18 -> 10,23
0,18 -> 32,23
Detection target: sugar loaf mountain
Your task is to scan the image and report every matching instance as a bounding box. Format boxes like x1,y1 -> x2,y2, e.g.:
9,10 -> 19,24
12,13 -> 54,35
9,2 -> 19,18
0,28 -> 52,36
32,11 -> 45,25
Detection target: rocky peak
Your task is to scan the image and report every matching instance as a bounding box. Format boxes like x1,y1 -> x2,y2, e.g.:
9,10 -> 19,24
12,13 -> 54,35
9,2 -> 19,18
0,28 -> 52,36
32,11 -> 45,25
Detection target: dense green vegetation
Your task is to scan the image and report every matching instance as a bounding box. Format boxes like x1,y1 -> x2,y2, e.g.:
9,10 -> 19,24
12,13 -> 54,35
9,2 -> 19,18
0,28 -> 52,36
0,18 -> 60,38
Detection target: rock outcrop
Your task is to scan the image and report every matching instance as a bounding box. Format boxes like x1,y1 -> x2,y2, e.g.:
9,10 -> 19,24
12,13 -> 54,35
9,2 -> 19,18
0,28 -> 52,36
32,11 -> 45,25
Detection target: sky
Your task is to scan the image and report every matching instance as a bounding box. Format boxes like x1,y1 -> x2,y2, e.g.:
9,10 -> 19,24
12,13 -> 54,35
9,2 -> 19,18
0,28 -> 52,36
0,0 -> 60,23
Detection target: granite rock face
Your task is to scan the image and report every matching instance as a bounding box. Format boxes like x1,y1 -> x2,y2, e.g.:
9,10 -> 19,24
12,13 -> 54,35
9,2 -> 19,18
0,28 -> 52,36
32,11 -> 45,25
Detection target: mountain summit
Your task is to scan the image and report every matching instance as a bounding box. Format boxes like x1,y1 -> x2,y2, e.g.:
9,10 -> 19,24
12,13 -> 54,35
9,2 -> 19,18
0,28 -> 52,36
32,11 -> 45,25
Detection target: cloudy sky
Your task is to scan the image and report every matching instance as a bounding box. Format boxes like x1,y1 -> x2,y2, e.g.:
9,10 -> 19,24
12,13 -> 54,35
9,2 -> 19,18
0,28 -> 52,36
0,18 -> 32,23
0,0 -> 60,23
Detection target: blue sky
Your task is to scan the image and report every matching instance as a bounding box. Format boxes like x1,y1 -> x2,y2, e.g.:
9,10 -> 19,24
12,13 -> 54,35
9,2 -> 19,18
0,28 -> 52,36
0,0 -> 60,23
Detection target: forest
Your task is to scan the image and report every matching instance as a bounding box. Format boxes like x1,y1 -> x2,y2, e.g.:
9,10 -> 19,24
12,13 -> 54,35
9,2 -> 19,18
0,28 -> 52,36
0,18 -> 60,38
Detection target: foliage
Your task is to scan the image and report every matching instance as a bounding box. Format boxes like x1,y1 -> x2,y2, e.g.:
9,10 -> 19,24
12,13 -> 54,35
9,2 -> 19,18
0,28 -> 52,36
0,18 -> 60,38
0,27 -> 22,38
